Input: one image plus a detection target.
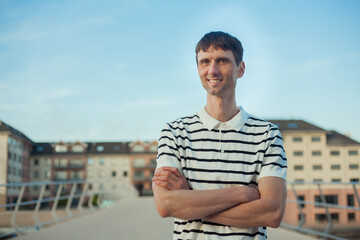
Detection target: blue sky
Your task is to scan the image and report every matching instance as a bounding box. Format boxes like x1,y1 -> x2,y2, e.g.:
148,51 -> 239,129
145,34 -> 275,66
1,0 -> 360,142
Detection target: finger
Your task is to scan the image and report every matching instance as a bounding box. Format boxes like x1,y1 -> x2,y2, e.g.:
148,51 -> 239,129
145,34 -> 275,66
162,167 -> 182,177
153,179 -> 173,190
154,173 -> 178,184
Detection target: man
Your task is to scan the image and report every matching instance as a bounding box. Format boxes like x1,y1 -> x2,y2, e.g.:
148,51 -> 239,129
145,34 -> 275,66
152,31 -> 287,240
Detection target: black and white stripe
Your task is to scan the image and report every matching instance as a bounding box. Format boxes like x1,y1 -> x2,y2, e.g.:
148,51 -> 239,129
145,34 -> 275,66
156,108 -> 286,240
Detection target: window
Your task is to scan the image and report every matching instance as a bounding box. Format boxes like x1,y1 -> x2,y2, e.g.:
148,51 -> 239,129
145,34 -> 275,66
313,179 -> 323,183
315,213 -> 339,223
34,159 -> 39,166
330,150 -> 340,156
331,164 -> 341,170
96,145 -> 104,152
149,145 -> 158,152
294,179 -> 304,183
297,195 -> 305,208
72,145 -> 84,152
99,159 -> 105,165
112,171 -> 117,177
293,137 -> 302,142
55,171 -> 67,180
349,150 -> 358,156
99,170 -> 105,177
294,165 -> 304,170
150,158 -> 157,167
70,159 -> 83,167
315,195 -> 338,206
350,178 -> 359,183
44,171 -> 51,178
55,158 -> 67,168
294,151 -> 303,157
36,146 -> 44,152
312,151 -> 321,156
113,145 -> 121,151
87,158 -> 94,165
349,164 -> 359,169
347,195 -> 354,207
133,158 -> 146,167
348,213 -> 356,222
332,179 -> 341,183
287,123 -> 298,128
311,137 -> 321,142
134,171 -> 144,179
55,144 -> 67,152
313,165 -> 322,170
33,171 -> 39,178
123,171 -> 128,177
132,145 -> 145,152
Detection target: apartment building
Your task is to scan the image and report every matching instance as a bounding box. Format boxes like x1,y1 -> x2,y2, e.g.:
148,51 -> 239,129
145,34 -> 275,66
269,120 -> 360,227
129,141 -> 158,196
0,121 -> 33,206
86,142 -> 131,194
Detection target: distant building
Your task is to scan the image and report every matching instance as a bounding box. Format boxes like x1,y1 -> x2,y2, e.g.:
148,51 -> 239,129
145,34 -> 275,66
0,121 -> 33,206
269,120 -> 360,227
1,118 -> 359,227
129,141 -> 158,196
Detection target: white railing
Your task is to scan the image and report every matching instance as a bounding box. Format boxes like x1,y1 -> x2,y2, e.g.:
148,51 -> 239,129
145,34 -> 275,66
283,181 -> 360,240
0,179 -> 137,238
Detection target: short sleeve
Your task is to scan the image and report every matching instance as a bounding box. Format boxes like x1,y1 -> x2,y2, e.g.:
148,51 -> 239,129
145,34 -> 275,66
156,123 -> 182,171
258,127 -> 287,181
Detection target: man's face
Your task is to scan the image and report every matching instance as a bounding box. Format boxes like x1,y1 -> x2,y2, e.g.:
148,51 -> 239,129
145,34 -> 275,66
197,47 -> 244,98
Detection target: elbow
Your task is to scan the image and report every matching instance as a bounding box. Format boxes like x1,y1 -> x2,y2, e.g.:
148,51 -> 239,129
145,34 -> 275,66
267,208 -> 284,228
153,188 -> 174,218
157,203 -> 172,218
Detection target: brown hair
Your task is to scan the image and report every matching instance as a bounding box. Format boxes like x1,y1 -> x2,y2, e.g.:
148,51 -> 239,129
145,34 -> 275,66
195,31 -> 243,66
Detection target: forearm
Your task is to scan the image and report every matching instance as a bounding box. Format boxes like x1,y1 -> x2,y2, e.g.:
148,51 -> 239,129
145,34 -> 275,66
204,197 -> 283,228
204,178 -> 287,228
153,183 -> 258,220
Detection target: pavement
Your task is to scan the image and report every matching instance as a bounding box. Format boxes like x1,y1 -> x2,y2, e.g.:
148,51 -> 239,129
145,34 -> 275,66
16,197 -> 317,240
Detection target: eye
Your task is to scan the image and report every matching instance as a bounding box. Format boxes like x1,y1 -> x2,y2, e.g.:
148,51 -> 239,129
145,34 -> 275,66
218,58 -> 229,64
199,59 -> 210,65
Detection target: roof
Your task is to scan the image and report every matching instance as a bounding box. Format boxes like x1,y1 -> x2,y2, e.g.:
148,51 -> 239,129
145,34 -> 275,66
0,120 -> 33,144
267,120 -> 325,132
32,141 -> 131,155
268,119 -> 360,146
326,131 -> 360,146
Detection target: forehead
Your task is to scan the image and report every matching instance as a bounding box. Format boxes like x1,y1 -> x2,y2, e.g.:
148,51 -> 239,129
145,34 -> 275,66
197,47 -> 236,61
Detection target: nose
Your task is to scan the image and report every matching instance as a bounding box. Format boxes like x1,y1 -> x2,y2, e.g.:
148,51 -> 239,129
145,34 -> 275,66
208,62 -> 219,75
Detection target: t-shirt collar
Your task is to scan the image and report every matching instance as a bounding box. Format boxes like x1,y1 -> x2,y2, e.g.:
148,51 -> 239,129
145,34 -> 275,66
198,106 -> 249,131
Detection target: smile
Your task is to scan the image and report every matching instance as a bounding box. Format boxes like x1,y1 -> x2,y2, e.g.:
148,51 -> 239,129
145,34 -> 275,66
208,79 -> 222,83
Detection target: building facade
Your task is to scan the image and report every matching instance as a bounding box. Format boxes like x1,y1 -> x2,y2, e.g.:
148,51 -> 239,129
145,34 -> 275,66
269,120 -> 360,227
129,141 -> 157,196
0,121 -> 33,206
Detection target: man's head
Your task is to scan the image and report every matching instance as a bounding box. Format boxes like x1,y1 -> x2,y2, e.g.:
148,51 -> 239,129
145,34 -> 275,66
195,31 -> 243,66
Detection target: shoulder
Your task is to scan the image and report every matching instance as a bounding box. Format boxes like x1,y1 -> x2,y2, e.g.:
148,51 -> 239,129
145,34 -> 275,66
245,115 -> 279,132
165,112 -> 201,130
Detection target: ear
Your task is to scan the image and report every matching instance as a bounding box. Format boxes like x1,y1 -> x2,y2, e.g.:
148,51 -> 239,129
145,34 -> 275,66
237,61 -> 245,78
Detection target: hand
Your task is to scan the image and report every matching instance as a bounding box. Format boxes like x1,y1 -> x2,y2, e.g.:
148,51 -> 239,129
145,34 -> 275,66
246,185 -> 260,202
152,166 -> 190,191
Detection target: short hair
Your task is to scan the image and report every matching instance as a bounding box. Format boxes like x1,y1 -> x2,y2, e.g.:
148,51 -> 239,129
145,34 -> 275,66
195,31 -> 243,66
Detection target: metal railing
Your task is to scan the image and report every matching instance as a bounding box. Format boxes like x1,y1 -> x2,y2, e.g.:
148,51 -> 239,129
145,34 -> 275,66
0,179 -> 137,239
282,181 -> 360,240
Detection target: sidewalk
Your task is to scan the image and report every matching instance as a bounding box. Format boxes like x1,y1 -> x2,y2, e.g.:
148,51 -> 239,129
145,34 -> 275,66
17,197 -> 316,240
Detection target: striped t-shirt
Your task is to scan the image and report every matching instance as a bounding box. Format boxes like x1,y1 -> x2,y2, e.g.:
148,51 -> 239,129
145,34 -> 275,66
156,106 -> 287,240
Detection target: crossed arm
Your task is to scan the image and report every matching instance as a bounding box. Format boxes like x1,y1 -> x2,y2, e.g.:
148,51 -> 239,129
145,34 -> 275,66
152,167 -> 286,228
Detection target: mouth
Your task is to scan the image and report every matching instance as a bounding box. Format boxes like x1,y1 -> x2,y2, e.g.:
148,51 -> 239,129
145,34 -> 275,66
207,79 -> 222,83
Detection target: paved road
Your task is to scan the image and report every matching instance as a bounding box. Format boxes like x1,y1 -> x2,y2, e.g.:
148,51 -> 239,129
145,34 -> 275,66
17,197 -> 316,240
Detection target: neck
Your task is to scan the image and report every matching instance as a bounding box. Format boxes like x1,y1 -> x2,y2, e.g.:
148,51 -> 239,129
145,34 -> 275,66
205,94 -> 239,122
